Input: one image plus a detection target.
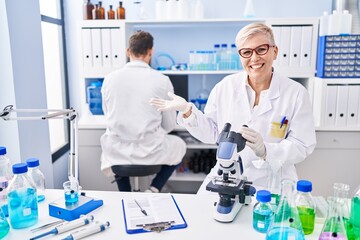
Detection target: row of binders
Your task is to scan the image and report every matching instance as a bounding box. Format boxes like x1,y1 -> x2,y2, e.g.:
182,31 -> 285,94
323,84 -> 360,127
81,27 -> 126,74
272,25 -> 313,68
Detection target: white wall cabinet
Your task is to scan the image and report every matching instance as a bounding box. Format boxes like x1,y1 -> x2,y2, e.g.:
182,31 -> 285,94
78,18 -> 359,194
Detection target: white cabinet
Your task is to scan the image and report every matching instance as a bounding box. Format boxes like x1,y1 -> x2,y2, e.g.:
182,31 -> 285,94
313,77 -> 360,131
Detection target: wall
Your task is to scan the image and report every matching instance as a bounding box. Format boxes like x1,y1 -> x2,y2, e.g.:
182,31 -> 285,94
0,0 -> 54,188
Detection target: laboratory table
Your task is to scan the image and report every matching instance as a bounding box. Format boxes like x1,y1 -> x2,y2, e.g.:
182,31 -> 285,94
4,189 -> 324,240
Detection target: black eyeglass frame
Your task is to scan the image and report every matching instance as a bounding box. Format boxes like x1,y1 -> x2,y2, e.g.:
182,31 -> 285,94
238,44 -> 275,58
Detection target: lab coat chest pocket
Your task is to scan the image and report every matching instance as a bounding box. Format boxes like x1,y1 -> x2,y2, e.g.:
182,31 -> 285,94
266,113 -> 289,143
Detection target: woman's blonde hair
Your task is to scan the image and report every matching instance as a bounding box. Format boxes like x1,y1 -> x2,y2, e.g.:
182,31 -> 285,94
235,23 -> 275,49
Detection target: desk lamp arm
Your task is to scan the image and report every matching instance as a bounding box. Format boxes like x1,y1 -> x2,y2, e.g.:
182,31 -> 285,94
0,105 -> 79,184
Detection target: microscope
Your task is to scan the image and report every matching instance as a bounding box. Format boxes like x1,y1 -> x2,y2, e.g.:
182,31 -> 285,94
206,123 -> 256,222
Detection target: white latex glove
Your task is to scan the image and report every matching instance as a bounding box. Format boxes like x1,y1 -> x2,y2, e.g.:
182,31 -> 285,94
240,127 -> 266,159
149,92 -> 192,113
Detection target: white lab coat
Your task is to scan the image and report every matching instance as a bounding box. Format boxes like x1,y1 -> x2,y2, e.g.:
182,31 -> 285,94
178,71 -> 316,192
100,61 -> 186,177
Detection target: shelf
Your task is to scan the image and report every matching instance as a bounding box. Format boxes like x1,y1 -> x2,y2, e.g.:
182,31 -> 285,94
170,171 -> 207,182
161,70 -> 238,75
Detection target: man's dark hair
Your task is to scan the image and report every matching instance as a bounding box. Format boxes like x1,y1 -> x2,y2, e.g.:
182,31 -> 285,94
128,30 -> 154,57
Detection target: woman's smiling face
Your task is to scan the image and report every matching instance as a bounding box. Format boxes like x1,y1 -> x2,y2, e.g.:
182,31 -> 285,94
239,33 -> 278,83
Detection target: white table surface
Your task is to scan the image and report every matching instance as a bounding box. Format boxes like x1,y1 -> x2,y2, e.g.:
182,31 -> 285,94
4,189 -> 323,240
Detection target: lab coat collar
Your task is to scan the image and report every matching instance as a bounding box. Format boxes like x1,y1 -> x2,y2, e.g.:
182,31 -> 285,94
125,60 -> 151,69
255,71 -> 280,116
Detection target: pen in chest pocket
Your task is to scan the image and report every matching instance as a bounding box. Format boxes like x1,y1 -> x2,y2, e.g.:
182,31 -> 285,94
280,116 -> 287,128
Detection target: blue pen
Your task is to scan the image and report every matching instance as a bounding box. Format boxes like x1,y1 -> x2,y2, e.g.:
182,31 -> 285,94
280,116 -> 286,128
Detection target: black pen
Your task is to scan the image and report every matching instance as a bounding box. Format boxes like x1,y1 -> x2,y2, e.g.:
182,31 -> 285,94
134,199 -> 148,216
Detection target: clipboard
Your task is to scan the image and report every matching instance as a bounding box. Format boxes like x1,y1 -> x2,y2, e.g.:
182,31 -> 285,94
122,194 -> 187,234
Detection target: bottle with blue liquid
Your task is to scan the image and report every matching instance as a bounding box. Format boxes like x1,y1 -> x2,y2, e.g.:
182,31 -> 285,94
7,163 -> 38,229
87,81 -> 104,115
253,190 -> 273,233
266,179 -> 305,240
0,206 -> 9,239
26,158 -> 46,202
0,146 -> 12,217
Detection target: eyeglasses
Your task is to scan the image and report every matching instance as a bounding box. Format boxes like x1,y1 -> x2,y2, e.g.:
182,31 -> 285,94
238,44 -> 275,58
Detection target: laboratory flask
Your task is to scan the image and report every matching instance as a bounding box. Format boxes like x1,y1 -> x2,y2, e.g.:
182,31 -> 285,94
0,207 -> 9,239
253,190 -> 273,233
7,163 -> 38,229
266,179 -> 305,240
350,184 -> 360,239
295,180 -> 315,235
0,146 -> 12,217
319,183 -> 349,240
26,158 -> 46,202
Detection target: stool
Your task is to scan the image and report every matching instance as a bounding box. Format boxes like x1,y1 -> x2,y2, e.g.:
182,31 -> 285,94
111,165 -> 162,192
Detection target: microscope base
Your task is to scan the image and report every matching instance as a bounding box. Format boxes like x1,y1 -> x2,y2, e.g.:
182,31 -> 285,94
213,201 -> 243,223
49,195 -> 103,221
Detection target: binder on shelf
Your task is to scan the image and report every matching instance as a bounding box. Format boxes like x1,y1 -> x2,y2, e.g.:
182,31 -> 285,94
279,26 -> 291,67
101,28 -> 112,67
347,85 -> 360,126
110,27 -> 124,68
289,26 -> 302,68
91,28 -> 103,68
81,29 -> 93,69
300,26 -> 313,68
335,85 -> 348,127
272,26 -> 281,68
122,194 -> 187,234
324,85 -> 337,127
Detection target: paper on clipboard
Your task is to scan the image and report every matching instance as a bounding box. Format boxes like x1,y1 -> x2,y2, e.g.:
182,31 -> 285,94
122,194 -> 187,234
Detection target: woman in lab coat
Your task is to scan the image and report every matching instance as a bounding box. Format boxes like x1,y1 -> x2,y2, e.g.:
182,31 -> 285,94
150,23 -> 316,192
100,31 -> 186,193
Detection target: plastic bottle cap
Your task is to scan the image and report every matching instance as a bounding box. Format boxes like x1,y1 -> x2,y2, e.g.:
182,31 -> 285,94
297,180 -> 312,192
12,163 -> 28,174
231,44 -> 236,48
214,44 -> 220,48
256,190 -> 271,202
221,43 -> 227,47
26,158 -> 40,168
0,146 -> 7,155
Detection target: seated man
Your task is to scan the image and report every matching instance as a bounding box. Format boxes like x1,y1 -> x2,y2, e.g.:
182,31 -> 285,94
100,30 -> 186,193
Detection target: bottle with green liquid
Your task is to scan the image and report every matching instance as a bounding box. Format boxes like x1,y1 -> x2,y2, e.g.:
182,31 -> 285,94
350,185 -> 360,239
295,180 -> 315,235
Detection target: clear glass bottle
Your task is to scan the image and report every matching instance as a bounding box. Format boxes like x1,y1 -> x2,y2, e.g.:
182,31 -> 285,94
0,146 -> 12,217
319,183 -> 349,240
337,183 -> 355,240
0,206 -> 9,239
116,1 -> 125,19
295,180 -> 315,235
266,179 -> 305,240
83,0 -> 94,20
7,163 -> 38,229
253,190 -> 273,233
107,5 -> 115,20
350,184 -> 360,239
26,158 -> 46,202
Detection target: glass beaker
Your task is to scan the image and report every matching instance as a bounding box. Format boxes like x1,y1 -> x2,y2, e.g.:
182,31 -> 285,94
319,183 -> 349,240
350,184 -> 360,239
63,180 -> 80,204
266,179 -> 305,240
0,207 -> 9,239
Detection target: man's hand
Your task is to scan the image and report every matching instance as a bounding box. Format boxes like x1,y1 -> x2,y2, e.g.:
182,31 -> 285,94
240,127 -> 266,159
149,92 -> 192,113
